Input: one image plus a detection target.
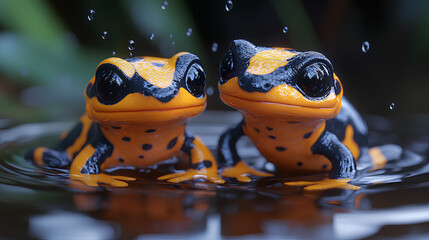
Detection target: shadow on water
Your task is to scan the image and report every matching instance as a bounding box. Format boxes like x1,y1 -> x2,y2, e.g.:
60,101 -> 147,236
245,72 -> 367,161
1,111 -> 429,239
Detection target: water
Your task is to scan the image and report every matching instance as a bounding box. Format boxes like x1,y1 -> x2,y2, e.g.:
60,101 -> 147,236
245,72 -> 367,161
128,40 -> 135,51
282,26 -> 288,34
87,9 -> 95,21
101,31 -> 107,40
187,28 -> 193,37
362,41 -> 370,53
112,51 -> 116,56
225,0 -> 233,12
161,1 -> 168,10
390,102 -> 395,110
212,42 -> 218,52
1,111 -> 429,239
150,33 -> 154,40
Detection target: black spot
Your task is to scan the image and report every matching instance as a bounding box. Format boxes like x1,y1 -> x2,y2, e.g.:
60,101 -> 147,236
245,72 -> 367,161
322,164 -> 328,169
145,129 -> 156,133
297,162 -> 303,166
142,144 -> 152,151
122,137 -> 131,142
268,135 -> 276,139
276,146 -> 287,152
139,155 -> 144,159
112,126 -> 121,129
118,158 -> 124,163
303,131 -> 313,139
266,127 -> 274,131
191,160 -> 213,170
254,128 -> 260,133
288,121 -> 302,124
167,137 -> 178,150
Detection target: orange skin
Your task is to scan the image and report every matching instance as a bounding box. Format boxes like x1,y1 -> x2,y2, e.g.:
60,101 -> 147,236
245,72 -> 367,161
218,40 -> 385,190
31,53 -> 224,187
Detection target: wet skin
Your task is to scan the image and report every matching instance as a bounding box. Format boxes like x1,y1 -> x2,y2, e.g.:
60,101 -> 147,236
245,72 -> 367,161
30,53 -> 224,187
217,39 -> 387,190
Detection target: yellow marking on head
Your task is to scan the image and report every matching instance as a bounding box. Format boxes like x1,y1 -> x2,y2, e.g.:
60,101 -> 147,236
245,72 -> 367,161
246,48 -> 298,75
342,124 -> 360,160
134,52 -> 188,88
97,58 -> 135,78
368,147 -> 387,171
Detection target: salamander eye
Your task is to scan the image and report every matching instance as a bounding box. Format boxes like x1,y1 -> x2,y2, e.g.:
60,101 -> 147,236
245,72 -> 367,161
219,49 -> 234,84
95,68 -> 126,104
296,62 -> 332,99
186,64 -> 206,98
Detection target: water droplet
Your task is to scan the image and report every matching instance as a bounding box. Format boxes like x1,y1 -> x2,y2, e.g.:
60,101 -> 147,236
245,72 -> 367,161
225,0 -> 233,11
112,51 -> 116,56
128,40 -> 135,51
172,41 -> 175,45
101,31 -> 107,39
150,33 -> 154,40
161,1 -> 168,10
211,43 -> 218,52
389,102 -> 395,110
186,28 -> 193,37
88,9 -> 95,21
170,34 -> 173,38
206,86 -> 214,96
362,41 -> 370,53
282,26 -> 288,34
130,52 -> 133,57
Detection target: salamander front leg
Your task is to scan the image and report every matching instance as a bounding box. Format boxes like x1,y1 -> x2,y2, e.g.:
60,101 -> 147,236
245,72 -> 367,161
69,145 -> 135,187
158,134 -> 225,184
284,131 -> 360,191
218,121 -> 273,183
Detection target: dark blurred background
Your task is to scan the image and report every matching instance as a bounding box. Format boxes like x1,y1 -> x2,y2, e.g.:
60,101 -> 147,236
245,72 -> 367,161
0,0 -> 428,123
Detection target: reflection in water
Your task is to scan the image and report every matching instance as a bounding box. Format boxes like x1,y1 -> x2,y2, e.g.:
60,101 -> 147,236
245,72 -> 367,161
1,112 -> 429,239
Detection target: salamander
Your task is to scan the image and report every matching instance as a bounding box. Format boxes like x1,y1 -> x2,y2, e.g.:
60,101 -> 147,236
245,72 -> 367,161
28,53 -> 224,187
217,39 -> 393,190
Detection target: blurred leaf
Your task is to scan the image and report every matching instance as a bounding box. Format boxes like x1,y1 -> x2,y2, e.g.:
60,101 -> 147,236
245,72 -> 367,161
271,0 -> 320,50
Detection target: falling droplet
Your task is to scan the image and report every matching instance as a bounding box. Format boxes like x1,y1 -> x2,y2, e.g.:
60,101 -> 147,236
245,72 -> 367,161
212,43 -> 218,52
20,67 -> 29,77
389,102 -> 395,110
161,1 -> 168,10
130,52 -> 133,57
225,0 -> 233,12
128,40 -> 135,51
172,41 -> 175,45
101,31 -> 108,40
88,9 -> 95,21
170,34 -> 173,38
282,26 -> 288,34
112,51 -> 116,56
206,86 -> 214,96
150,33 -> 154,40
186,28 -> 193,37
362,41 -> 370,53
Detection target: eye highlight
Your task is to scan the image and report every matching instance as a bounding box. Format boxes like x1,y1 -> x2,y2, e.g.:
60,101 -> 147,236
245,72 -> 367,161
185,64 -> 206,98
296,62 -> 332,99
219,49 -> 234,84
96,68 -> 127,104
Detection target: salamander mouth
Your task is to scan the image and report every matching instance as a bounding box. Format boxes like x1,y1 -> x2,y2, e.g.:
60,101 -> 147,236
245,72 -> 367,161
219,92 -> 337,110
90,104 -> 206,114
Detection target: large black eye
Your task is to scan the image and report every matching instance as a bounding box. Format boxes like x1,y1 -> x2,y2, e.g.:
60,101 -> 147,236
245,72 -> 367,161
96,68 -> 126,104
296,62 -> 332,99
219,49 -> 234,84
186,64 -> 206,98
